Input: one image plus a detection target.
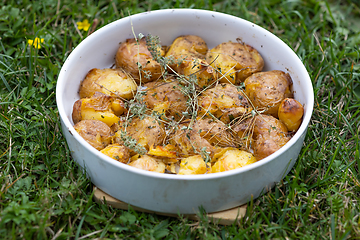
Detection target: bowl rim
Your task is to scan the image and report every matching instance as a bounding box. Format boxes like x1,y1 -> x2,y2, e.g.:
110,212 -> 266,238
56,8 -> 314,181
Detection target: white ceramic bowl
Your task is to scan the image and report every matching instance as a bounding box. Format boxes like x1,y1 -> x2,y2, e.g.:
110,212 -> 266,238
56,9 -> 314,214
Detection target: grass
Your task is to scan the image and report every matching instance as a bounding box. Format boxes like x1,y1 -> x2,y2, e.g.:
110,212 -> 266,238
0,0 -> 359,239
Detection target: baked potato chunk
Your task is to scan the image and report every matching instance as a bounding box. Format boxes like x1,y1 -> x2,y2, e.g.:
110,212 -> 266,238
278,98 -> 304,131
169,117 -> 235,158
206,41 -> 264,84
72,92 -> 126,126
142,79 -> 188,120
128,155 -> 166,173
114,116 -> 166,151
211,148 -> 257,173
79,68 -> 137,100
115,38 -> 165,83
165,35 -> 216,88
73,119 -> 114,150
244,70 -> 294,117
165,35 -> 208,59
198,83 -> 252,123
100,143 -> 130,163
178,155 -> 207,175
252,114 -> 291,160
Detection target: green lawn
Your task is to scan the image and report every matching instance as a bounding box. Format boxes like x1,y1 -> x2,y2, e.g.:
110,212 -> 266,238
1,0 -> 359,239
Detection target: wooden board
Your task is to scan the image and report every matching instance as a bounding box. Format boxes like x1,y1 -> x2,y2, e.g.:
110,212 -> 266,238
93,186 -> 247,225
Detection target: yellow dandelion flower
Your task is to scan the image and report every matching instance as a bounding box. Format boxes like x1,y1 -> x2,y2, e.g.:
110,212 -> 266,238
77,19 -> 91,31
28,37 -> 44,49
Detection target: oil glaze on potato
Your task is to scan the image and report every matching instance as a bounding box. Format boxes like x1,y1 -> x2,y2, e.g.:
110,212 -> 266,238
198,83 -> 252,123
169,118 -> 235,158
79,68 -> 137,100
142,79 -> 187,120
178,155 -> 207,175
278,98 -> 304,131
252,114 -> 291,160
115,116 -> 166,151
244,70 -> 293,117
128,155 -> 166,173
100,143 -> 130,163
165,35 -> 216,88
211,148 -> 257,173
72,92 -> 126,126
115,38 -> 165,83
73,119 -> 114,151
206,41 -> 264,84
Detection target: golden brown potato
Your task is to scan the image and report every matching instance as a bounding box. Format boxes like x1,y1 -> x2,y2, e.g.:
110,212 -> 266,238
72,92 -> 126,126
206,41 -> 264,84
198,83 -> 252,123
244,70 -> 294,117
115,38 -> 165,83
166,35 -> 208,59
114,116 -> 166,151
79,68 -> 137,100
211,148 -> 257,173
231,117 -> 255,151
165,35 -> 216,88
73,119 -> 114,150
169,117 -> 235,158
142,79 -> 188,120
128,155 -> 166,173
147,144 -> 178,161
252,114 -> 291,160
178,155 -> 207,175
278,98 -> 304,131
100,143 -> 130,163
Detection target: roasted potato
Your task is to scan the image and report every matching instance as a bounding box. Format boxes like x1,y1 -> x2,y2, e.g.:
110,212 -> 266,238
128,155 -> 166,173
278,98 -> 304,131
252,114 -> 291,160
165,35 -> 208,59
198,83 -> 252,123
142,78 -> 188,120
178,155 -> 207,175
100,143 -> 130,163
169,117 -> 235,158
165,35 -> 216,88
211,148 -> 257,173
115,38 -> 165,83
244,70 -> 294,117
206,41 -> 264,84
73,119 -> 114,150
79,68 -> 137,100
114,116 -> 166,151
72,92 -> 126,126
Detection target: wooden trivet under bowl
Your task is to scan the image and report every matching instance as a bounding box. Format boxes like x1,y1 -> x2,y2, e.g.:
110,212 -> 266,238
93,186 -> 247,225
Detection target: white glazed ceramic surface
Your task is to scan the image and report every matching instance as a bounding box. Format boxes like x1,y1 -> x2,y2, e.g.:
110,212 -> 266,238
56,9 -> 314,214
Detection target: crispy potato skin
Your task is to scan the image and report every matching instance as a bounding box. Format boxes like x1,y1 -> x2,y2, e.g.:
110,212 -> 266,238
252,114 -> 290,160
198,83 -> 251,123
244,70 -> 294,117
79,68 -> 137,100
169,118 -> 235,158
128,155 -> 166,173
115,116 -> 166,151
73,119 -> 114,150
165,35 -> 216,88
211,148 -> 257,173
100,143 -> 130,163
278,98 -> 304,131
115,38 -> 165,83
72,92 -> 126,126
142,79 -> 187,120
166,35 -> 208,59
206,42 -> 264,84
178,155 -> 207,175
